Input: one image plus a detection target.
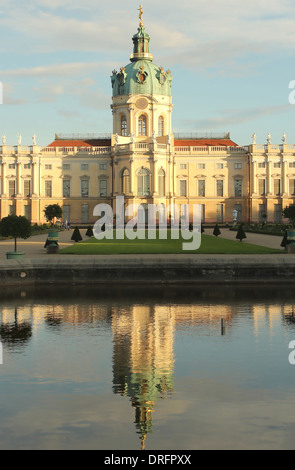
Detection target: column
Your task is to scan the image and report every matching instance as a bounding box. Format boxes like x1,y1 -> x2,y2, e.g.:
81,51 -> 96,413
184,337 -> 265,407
282,159 -> 288,196
251,158 -> 257,195
32,161 -> 38,196
153,157 -> 158,196
1,161 -> 7,195
267,158 -> 272,195
129,157 -> 134,195
16,161 -> 22,196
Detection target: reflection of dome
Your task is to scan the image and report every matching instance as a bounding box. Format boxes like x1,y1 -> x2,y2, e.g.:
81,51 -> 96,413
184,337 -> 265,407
111,24 -> 172,98
112,305 -> 175,450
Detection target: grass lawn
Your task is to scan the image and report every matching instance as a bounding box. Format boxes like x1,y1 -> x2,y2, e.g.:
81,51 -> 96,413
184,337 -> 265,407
59,232 -> 282,255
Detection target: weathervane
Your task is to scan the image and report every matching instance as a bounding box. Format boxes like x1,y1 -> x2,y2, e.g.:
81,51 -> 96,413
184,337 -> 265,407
138,5 -> 144,27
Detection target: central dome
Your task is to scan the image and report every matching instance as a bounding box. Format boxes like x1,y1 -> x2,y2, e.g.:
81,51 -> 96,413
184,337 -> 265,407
111,21 -> 172,98
111,60 -> 172,98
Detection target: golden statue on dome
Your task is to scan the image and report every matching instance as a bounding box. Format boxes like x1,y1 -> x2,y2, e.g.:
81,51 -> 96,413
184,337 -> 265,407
138,5 -> 144,27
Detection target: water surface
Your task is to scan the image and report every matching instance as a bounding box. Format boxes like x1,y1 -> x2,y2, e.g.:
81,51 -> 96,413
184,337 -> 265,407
0,285 -> 295,450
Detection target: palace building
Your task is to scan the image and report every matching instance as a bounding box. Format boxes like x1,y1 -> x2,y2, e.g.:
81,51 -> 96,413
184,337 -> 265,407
1,7 -> 295,226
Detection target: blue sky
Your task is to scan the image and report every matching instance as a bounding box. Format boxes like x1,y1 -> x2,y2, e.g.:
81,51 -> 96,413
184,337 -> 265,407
1,0 -> 295,146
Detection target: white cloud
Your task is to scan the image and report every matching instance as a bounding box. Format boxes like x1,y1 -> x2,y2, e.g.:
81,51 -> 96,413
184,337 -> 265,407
180,103 -> 294,130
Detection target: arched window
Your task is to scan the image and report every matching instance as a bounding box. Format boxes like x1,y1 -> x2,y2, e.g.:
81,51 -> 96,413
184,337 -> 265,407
158,116 -> 164,136
122,168 -> 130,195
137,168 -> 150,196
121,116 -> 127,136
158,168 -> 165,196
138,115 -> 147,136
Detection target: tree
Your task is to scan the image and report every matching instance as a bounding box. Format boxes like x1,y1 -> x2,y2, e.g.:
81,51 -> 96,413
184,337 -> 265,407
213,224 -> 221,237
0,215 -> 31,252
236,223 -> 247,242
43,204 -> 63,225
86,226 -> 94,237
283,205 -> 295,227
71,226 -> 83,242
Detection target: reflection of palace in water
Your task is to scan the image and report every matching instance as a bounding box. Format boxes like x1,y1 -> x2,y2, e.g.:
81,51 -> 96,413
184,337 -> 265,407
1,290 -> 295,449
112,305 -> 175,450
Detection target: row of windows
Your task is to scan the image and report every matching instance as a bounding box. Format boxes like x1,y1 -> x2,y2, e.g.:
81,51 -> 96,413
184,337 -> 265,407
257,179 -> 295,196
181,162 -> 243,170
257,162 -> 295,168
5,161 -> 295,174
4,176 -> 295,198
4,163 -> 109,171
121,115 -> 165,136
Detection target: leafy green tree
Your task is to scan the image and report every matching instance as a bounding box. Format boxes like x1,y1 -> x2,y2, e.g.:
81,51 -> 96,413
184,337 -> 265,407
71,226 -> 83,242
236,223 -> 247,242
283,205 -> 295,227
43,204 -> 63,225
0,215 -> 31,252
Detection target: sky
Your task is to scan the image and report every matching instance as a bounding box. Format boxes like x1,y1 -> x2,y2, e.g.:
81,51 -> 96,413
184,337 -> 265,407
1,0 -> 295,146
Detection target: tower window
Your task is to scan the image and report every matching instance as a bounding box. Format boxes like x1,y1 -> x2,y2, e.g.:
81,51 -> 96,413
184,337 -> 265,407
122,169 -> 130,195
121,116 -> 127,136
137,168 -> 150,196
138,115 -> 147,136
158,116 -> 164,136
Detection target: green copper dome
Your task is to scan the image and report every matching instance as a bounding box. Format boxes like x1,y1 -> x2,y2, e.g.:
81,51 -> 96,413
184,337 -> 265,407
111,25 -> 172,97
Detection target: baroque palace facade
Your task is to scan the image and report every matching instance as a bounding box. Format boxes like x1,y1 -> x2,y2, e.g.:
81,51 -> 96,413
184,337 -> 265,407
1,9 -> 295,226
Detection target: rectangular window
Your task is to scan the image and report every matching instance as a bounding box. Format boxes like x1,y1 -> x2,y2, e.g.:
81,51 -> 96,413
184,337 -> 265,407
8,180 -> 16,197
198,179 -> 205,197
274,204 -> 282,223
24,205 -> 31,221
258,179 -> 266,196
81,163 -> 89,171
9,164 -> 15,169
216,180 -> 224,197
81,179 -> 89,198
99,163 -> 107,170
216,204 -> 223,223
258,162 -> 266,168
235,204 -> 242,223
24,163 -> 31,169
99,179 -> 107,197
274,179 -> 281,196
290,179 -> 295,196
24,180 -> 31,197
289,162 -> 295,168
201,204 -> 205,223
45,164 -> 52,170
273,162 -> 281,168
45,180 -> 52,197
63,179 -> 71,197
180,163 -> 187,169
234,178 -> 242,197
180,180 -> 187,197
198,163 -> 205,169
63,163 -> 70,171
63,205 -> 70,223
216,163 -> 224,169
259,204 -> 266,223
81,204 -> 89,224
9,204 -> 16,215
234,163 -> 242,169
